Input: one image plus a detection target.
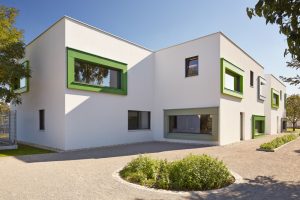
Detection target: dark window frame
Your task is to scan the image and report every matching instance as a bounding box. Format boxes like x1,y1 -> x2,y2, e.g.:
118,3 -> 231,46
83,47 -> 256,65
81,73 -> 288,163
128,110 -> 151,130
185,56 -> 199,77
39,109 -> 45,130
250,70 -> 254,87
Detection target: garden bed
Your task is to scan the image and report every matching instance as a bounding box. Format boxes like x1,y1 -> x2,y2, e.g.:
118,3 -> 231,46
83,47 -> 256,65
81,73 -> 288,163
258,133 -> 300,152
118,154 -> 235,191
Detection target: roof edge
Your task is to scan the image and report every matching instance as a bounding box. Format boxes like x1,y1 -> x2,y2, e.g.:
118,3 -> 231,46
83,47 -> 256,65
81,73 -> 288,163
266,74 -> 286,87
26,16 -> 153,52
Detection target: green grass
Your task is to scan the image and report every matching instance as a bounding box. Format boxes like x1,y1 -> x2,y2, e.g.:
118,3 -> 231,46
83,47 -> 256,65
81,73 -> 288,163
287,128 -> 300,133
120,154 -> 234,191
260,133 -> 299,151
0,144 -> 53,157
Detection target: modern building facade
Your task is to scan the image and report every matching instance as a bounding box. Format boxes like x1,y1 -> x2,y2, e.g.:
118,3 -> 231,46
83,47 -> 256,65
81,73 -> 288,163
12,16 -> 286,150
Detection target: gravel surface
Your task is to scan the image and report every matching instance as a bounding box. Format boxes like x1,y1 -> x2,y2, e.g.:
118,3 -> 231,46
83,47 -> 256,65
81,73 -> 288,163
0,134 -> 299,200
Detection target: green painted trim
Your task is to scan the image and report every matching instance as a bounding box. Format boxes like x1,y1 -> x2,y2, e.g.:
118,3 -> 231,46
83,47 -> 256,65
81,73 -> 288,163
271,88 -> 279,109
220,58 -> 244,99
252,115 -> 265,139
14,61 -> 30,94
67,47 -> 127,95
164,107 -> 219,142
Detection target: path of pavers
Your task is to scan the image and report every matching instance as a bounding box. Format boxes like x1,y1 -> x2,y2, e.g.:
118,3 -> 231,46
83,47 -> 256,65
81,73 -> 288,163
0,134 -> 299,200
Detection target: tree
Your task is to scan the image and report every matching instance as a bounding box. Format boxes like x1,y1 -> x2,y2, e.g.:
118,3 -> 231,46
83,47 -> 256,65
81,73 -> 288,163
246,0 -> 300,86
0,5 -> 30,104
286,94 -> 300,131
0,102 -> 9,112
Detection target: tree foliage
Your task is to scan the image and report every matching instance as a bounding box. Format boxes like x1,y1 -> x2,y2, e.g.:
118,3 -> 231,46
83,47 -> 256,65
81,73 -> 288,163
286,94 -> 300,131
247,0 -> 300,86
0,6 -> 29,104
0,102 -> 9,112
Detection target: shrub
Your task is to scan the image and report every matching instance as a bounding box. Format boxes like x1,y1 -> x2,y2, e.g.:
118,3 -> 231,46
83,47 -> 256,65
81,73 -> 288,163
260,133 -> 299,151
119,154 -> 234,191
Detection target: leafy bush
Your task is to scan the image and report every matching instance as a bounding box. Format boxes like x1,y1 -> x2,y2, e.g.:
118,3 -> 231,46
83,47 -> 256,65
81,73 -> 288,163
120,154 -> 234,191
260,133 -> 299,151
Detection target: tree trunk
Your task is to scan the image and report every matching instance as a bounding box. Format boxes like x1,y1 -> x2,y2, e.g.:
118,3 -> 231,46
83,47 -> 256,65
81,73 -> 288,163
293,122 -> 296,131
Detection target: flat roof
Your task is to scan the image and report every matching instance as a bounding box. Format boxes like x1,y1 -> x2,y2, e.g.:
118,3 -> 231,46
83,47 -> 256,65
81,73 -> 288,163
26,16 -> 267,70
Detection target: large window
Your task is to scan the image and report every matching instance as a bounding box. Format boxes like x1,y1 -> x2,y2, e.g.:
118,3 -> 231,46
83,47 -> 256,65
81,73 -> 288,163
252,115 -> 265,138
14,61 -> 29,93
67,48 -> 127,95
258,76 -> 266,101
271,88 -> 279,109
221,58 -> 244,98
128,111 -> 150,130
185,56 -> 198,77
74,59 -> 121,89
169,114 -> 212,134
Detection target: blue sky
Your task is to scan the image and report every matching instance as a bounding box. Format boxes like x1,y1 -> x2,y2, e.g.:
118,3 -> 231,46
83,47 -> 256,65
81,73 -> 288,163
2,0 -> 299,94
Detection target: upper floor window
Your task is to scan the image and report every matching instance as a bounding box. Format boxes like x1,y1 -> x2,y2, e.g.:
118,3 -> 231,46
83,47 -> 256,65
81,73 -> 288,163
185,56 -> 198,77
250,70 -> 254,87
220,58 -> 244,99
280,90 -> 282,101
14,61 -> 30,93
74,59 -> 121,89
271,88 -> 279,109
258,76 -> 266,101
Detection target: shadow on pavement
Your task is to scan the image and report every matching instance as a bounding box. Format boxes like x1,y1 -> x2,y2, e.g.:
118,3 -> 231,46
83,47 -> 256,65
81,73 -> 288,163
16,142 -> 209,163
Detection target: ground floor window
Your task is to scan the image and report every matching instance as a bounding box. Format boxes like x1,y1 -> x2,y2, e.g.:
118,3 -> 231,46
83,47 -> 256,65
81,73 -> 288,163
252,115 -> 265,138
169,114 -> 212,134
128,111 -> 150,130
39,109 -> 45,130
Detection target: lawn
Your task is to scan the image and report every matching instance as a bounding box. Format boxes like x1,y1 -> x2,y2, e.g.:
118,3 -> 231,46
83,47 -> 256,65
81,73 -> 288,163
287,128 -> 300,133
0,144 -> 53,157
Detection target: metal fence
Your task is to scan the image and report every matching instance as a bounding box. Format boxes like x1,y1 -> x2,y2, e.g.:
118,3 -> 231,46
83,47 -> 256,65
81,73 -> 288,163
0,111 -> 16,145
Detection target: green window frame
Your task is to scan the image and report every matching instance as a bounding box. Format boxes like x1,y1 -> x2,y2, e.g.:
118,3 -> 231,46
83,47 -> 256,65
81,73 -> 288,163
14,60 -> 30,94
271,88 -> 279,109
67,48 -> 127,95
220,58 -> 244,98
252,115 -> 265,138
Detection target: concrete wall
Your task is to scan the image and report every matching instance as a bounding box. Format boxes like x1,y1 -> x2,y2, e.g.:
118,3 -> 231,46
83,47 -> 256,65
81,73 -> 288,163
64,18 -> 154,150
219,34 -> 265,145
153,33 -> 221,144
12,19 -> 66,150
264,74 -> 286,134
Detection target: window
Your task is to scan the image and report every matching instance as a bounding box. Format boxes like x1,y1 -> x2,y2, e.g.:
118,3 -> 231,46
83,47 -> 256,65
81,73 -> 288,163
128,111 -> 150,130
271,88 -> 279,109
67,48 -> 127,95
258,76 -> 266,101
221,58 -> 244,98
14,61 -> 29,93
284,93 -> 287,108
252,115 -> 265,138
250,71 -> 254,87
224,69 -> 242,92
39,110 -> 45,130
169,114 -> 212,134
74,59 -> 121,89
185,56 -> 198,77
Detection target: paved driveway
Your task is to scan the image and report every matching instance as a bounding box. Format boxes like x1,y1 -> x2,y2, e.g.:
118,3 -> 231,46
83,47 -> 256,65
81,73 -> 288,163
0,135 -> 299,200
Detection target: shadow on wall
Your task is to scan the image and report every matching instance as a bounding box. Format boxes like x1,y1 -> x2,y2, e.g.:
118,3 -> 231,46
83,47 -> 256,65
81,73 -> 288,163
133,176 -> 300,200
16,141 -> 209,163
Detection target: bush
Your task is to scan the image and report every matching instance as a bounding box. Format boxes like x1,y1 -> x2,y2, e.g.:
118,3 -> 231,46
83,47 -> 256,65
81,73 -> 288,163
119,154 -> 234,191
260,133 -> 299,151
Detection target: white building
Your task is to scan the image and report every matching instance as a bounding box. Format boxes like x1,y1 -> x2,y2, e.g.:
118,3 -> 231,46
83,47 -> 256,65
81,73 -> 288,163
12,16 -> 287,150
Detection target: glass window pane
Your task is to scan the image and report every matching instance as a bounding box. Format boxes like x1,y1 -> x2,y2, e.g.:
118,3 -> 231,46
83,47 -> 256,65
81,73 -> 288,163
128,111 -> 150,130
128,111 -> 138,130
186,57 -> 198,77
139,111 -> 150,129
74,59 -> 120,89
20,78 -> 26,88
225,73 -> 235,91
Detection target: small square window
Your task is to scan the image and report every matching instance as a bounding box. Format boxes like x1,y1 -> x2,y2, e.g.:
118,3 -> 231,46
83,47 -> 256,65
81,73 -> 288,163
39,110 -> 45,130
128,111 -> 150,130
185,56 -> 198,77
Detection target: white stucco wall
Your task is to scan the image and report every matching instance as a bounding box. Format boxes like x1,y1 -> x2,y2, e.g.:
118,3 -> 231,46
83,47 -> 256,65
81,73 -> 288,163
219,34 -> 265,145
12,19 -> 66,150
153,33 -> 221,143
264,74 -> 286,134
64,18 -> 154,150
